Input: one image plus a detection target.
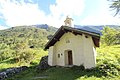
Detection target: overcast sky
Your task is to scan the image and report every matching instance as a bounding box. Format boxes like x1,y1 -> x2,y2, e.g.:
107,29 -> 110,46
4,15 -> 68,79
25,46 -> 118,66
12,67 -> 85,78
0,0 -> 120,30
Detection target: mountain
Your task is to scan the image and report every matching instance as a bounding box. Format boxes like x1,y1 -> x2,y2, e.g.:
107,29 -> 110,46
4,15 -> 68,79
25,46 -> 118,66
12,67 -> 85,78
12,24 -> 119,35
32,24 -> 49,29
0,25 -> 57,49
31,24 -> 120,35
74,25 -> 120,35
15,24 -> 58,33
0,24 -> 119,46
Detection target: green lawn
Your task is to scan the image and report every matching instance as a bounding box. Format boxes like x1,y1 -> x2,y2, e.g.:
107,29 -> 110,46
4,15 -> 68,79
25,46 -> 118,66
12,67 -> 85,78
0,45 -> 120,80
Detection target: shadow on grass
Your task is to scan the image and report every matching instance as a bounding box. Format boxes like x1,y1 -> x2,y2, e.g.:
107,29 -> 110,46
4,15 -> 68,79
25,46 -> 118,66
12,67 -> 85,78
6,64 -> 119,80
6,65 -> 38,80
36,65 -> 110,80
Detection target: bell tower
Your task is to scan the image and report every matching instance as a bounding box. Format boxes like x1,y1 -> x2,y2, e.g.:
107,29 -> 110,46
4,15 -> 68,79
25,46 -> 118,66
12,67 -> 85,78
64,16 -> 74,27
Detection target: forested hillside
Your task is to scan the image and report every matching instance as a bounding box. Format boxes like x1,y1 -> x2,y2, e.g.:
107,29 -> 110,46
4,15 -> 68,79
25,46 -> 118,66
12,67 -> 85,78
0,25 -> 57,48
0,25 -> 57,66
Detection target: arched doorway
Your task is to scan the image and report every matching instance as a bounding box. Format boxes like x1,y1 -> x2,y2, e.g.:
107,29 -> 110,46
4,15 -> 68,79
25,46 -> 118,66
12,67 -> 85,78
65,50 -> 73,65
68,50 -> 73,65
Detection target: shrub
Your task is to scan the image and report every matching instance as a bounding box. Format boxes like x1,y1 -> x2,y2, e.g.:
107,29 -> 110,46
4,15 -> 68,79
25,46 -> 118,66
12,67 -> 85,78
101,26 -> 120,46
96,45 -> 120,77
14,49 -> 36,63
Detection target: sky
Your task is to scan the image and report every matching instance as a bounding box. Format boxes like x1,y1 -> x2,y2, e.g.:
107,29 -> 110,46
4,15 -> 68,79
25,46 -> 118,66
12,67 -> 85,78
0,0 -> 120,30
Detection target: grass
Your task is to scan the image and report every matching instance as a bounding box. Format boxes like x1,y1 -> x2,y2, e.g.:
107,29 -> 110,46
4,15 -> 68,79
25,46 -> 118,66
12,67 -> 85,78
0,48 -> 48,71
6,66 -> 120,80
0,45 -> 120,80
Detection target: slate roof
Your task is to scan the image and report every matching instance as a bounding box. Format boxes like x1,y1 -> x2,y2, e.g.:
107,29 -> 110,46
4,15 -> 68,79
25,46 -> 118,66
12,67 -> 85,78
44,26 -> 100,50
74,25 -> 102,35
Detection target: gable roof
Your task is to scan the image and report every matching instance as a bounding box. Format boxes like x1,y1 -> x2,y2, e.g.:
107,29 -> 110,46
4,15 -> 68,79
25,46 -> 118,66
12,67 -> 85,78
44,26 -> 100,50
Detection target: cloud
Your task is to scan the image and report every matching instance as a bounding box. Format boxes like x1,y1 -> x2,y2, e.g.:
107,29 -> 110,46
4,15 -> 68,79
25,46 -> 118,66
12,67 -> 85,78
0,15 -> 3,19
82,14 -> 120,25
1,0 -> 119,28
50,0 -> 85,17
0,0 -> 48,27
0,0 -> 85,28
80,14 -> 120,25
48,0 -> 85,27
80,0 -> 120,25
0,25 -> 8,30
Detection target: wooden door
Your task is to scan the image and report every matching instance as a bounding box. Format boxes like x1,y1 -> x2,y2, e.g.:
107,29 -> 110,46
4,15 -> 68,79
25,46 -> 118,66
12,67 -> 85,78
68,51 -> 73,65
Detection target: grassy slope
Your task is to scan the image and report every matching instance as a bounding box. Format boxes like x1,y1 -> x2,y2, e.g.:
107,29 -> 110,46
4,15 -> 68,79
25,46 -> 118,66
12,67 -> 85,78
0,26 -> 56,70
0,49 -> 48,71
3,45 -> 119,80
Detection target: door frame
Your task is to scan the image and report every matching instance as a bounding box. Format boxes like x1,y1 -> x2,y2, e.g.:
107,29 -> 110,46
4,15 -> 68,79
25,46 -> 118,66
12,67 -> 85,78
68,50 -> 73,65
64,50 -> 73,65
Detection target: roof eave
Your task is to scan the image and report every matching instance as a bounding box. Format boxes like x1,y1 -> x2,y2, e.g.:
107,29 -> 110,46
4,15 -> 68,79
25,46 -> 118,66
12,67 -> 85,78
44,26 -> 100,50
44,26 -> 64,50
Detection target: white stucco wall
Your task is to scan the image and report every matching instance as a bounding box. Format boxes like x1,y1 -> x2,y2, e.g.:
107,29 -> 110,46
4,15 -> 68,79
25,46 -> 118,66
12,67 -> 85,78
48,32 -> 97,69
53,32 -> 84,66
48,46 -> 56,66
82,34 -> 96,69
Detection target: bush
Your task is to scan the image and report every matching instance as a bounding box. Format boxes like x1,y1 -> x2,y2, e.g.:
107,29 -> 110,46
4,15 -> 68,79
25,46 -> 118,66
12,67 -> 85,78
101,26 -> 120,46
14,49 -> 36,63
97,62 -> 119,76
96,45 -> 120,77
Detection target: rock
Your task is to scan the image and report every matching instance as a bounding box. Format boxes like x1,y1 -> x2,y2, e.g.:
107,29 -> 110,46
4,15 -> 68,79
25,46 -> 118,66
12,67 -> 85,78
21,66 -> 28,71
0,72 -> 7,80
37,56 -> 50,71
13,67 -> 21,73
6,68 -> 15,77
0,66 -> 28,80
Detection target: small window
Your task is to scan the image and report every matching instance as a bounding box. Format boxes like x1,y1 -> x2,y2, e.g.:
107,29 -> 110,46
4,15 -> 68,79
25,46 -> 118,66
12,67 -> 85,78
61,53 -> 62,56
66,37 -> 70,43
85,35 -> 88,38
58,54 -> 60,58
66,40 -> 70,43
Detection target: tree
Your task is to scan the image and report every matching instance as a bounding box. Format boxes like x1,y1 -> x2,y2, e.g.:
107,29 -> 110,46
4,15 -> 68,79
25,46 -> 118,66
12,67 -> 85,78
109,0 -> 120,16
101,26 -> 120,45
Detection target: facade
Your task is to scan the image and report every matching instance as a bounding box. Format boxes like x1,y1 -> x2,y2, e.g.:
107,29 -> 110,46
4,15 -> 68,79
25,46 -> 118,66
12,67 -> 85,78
45,26 -> 100,69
